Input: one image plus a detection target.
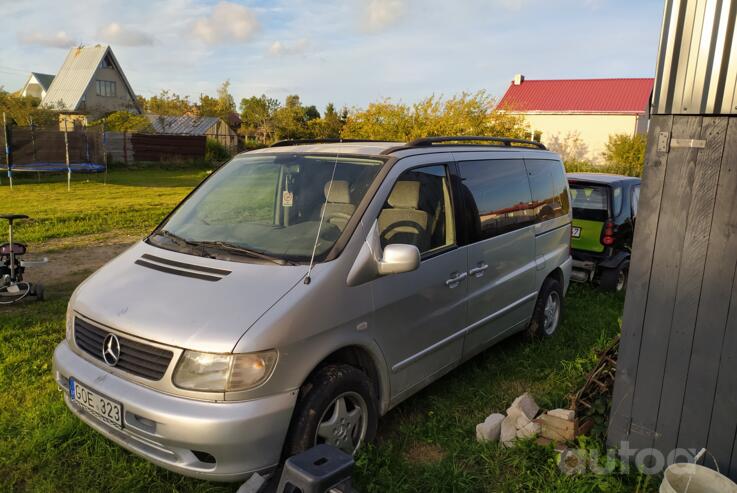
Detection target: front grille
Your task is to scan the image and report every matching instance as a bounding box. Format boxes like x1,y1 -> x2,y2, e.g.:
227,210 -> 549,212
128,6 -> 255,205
74,317 -> 174,381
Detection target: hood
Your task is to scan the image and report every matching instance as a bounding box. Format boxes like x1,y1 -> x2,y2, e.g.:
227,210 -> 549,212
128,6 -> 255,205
71,241 -> 306,353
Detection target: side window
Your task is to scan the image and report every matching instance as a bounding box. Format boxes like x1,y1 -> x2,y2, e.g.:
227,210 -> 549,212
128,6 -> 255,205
631,185 -> 640,217
378,165 -> 455,255
458,159 -> 533,242
612,186 -> 623,216
524,159 -> 570,223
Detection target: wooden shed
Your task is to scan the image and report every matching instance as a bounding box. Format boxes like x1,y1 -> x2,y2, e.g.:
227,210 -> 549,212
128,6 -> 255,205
608,0 -> 737,478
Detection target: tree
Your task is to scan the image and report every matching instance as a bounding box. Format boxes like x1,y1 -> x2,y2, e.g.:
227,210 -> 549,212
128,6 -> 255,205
239,94 -> 280,143
307,103 -> 344,139
141,90 -> 195,116
198,80 -> 236,120
546,131 -> 589,162
0,89 -> 58,128
273,94 -> 313,140
89,111 -> 152,132
340,91 -> 529,141
603,133 -> 647,177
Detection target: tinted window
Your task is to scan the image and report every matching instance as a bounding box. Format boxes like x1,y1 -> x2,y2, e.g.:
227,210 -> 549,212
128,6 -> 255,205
525,159 -> 570,222
458,159 -> 533,241
379,165 -> 455,254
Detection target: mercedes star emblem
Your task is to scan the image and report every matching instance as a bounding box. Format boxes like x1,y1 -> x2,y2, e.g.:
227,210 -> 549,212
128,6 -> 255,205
102,333 -> 121,366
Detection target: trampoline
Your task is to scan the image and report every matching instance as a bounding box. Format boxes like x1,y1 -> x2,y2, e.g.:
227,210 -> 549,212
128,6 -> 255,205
2,115 -> 107,189
1,162 -> 106,173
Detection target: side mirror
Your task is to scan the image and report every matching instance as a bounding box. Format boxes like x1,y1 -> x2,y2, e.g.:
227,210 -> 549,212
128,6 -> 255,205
377,243 -> 420,275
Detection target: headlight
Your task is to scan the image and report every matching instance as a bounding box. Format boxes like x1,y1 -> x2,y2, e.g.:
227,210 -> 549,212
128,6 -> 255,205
173,350 -> 277,392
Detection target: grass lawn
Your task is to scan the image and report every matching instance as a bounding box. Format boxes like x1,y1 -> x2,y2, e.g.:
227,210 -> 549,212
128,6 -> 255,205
0,168 -> 657,492
0,167 -> 211,248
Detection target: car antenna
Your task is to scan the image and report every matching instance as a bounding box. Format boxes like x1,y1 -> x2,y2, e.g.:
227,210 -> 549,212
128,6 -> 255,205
304,153 -> 339,285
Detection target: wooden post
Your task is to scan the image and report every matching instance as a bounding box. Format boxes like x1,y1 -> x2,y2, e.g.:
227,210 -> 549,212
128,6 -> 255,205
3,112 -> 11,190
123,130 -> 128,165
102,120 -> 108,185
64,118 -> 71,191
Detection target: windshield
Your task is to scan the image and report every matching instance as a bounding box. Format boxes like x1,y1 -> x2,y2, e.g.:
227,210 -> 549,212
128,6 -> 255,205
150,153 -> 384,262
569,184 -> 610,221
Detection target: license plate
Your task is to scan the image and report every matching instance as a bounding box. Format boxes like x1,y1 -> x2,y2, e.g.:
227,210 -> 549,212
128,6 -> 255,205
571,227 -> 581,238
69,378 -> 123,428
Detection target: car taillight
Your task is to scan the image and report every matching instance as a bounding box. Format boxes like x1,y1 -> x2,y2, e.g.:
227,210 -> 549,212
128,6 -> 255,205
602,220 -> 615,246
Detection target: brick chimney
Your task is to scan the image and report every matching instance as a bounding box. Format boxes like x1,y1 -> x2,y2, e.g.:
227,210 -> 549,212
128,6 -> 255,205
513,74 -> 525,85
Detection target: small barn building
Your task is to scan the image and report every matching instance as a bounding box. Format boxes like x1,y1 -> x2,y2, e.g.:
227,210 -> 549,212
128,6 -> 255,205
146,114 -> 239,153
498,76 -> 654,162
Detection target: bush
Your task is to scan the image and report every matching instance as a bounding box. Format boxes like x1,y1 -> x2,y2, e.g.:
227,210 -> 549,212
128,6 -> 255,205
205,138 -> 231,163
602,133 -> 646,177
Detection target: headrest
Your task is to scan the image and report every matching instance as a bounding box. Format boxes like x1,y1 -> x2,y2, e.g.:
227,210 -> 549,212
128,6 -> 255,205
388,181 -> 421,209
324,180 -> 351,204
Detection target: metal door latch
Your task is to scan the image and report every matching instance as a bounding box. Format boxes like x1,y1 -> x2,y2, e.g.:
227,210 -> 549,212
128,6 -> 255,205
658,132 -> 706,152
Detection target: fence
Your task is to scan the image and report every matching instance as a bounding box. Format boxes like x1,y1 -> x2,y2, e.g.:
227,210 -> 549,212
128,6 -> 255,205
104,132 -> 207,164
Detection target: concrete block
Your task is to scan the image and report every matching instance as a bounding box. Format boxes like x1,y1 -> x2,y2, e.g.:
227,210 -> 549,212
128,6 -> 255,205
500,414 -> 518,447
547,408 -> 575,421
237,472 -> 267,493
476,413 -> 504,442
506,392 -> 540,421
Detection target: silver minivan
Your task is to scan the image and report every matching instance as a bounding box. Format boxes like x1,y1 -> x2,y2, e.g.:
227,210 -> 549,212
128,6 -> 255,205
53,137 -> 572,481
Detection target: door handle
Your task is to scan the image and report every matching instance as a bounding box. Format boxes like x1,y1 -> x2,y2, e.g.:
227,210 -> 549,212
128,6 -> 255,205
469,262 -> 489,278
445,271 -> 467,288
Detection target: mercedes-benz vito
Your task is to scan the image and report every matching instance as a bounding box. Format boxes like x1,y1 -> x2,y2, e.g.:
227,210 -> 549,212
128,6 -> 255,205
53,136 -> 572,481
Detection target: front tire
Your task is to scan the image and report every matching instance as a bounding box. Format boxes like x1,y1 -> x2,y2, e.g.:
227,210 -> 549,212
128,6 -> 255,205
526,277 -> 563,338
283,364 -> 378,459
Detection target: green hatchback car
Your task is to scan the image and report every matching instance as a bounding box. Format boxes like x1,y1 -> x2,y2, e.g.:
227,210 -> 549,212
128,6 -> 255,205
567,173 -> 641,292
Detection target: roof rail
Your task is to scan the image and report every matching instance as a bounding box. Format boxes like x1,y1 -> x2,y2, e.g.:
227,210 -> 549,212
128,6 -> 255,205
382,135 -> 547,154
269,138 -> 392,148
405,136 -> 547,150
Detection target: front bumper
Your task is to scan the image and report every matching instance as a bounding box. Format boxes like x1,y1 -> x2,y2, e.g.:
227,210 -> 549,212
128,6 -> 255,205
53,340 -> 297,482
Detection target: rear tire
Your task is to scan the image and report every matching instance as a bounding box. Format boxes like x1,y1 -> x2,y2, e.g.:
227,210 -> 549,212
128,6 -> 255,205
283,364 -> 378,459
599,261 -> 629,292
526,277 -> 563,339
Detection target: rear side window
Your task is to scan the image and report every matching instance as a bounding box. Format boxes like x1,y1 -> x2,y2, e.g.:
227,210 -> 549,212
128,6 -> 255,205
632,185 -> 641,217
524,159 -> 570,222
457,159 -> 533,241
570,184 -> 609,221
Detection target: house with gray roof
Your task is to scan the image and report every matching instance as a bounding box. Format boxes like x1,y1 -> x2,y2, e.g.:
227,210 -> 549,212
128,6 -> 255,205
20,72 -> 55,99
42,44 -> 140,118
146,114 -> 239,152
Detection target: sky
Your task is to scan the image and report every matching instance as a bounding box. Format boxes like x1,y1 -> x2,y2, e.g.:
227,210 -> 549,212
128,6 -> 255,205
0,0 -> 665,110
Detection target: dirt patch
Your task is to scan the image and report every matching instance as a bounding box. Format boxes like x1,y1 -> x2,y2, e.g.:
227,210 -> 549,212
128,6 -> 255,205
22,241 -> 134,288
403,442 -> 446,465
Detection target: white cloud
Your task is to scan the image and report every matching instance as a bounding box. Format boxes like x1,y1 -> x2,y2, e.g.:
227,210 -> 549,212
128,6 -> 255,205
192,1 -> 260,45
18,30 -> 76,49
97,23 -> 154,46
364,0 -> 407,32
268,38 -> 309,56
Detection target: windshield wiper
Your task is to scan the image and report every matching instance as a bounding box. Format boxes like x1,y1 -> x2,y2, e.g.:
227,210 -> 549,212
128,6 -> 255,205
195,241 -> 297,266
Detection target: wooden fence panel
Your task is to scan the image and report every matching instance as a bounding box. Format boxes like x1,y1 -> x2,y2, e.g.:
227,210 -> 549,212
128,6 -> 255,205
677,117 -> 737,453
628,115 -> 702,452
608,115 -> 672,443
130,133 -> 206,162
654,117 -> 727,456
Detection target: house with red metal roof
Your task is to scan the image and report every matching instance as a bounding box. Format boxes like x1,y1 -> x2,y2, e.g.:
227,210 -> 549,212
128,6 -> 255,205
498,75 -> 654,162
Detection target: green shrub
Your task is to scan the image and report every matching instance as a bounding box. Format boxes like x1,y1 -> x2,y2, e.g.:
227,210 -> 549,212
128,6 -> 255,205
205,138 -> 230,163
602,133 -> 646,177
